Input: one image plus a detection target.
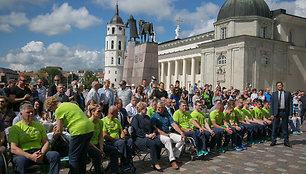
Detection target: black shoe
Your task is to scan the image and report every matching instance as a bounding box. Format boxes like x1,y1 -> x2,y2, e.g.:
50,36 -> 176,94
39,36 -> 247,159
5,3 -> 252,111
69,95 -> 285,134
153,165 -> 163,172
284,142 -> 292,148
270,142 -> 276,146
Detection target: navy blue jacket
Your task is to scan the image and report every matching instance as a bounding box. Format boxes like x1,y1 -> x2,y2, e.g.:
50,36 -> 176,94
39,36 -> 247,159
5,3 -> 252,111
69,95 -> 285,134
270,90 -> 292,117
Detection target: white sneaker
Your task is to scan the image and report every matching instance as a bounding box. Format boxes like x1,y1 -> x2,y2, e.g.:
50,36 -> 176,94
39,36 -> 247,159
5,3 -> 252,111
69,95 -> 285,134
293,131 -> 300,135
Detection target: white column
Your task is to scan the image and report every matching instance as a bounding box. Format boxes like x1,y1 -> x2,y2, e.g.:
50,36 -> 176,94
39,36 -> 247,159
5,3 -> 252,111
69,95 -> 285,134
161,62 -> 165,83
167,61 -> 171,89
201,53 -> 205,87
191,57 -> 195,86
174,60 -> 178,81
182,59 -> 186,87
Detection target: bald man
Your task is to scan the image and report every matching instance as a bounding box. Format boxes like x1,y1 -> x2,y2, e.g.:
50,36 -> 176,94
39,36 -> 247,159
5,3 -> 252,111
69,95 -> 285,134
102,106 -> 135,171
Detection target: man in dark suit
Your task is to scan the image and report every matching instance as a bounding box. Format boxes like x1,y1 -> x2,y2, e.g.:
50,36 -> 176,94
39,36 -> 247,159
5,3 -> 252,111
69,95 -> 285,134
48,75 -> 60,97
270,82 -> 293,147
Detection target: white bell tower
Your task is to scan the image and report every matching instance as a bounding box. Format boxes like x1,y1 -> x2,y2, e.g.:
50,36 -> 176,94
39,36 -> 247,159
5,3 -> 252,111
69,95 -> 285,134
104,3 -> 127,87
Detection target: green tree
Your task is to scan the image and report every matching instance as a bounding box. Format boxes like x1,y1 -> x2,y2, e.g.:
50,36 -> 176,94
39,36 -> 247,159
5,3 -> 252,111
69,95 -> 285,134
83,71 -> 98,89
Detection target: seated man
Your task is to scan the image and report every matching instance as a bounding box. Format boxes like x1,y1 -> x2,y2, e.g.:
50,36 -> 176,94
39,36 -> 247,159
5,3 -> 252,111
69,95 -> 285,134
125,97 -> 138,124
151,102 -> 185,170
102,106 -> 134,171
8,104 -> 60,174
208,102 -> 237,153
172,101 -> 208,156
190,101 -> 217,154
146,99 -> 157,117
115,98 -> 129,136
234,98 -> 256,147
252,100 -> 269,142
223,106 -> 244,151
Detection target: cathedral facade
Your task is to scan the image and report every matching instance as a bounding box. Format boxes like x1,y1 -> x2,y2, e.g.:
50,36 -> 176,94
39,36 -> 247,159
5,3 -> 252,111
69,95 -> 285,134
158,0 -> 306,92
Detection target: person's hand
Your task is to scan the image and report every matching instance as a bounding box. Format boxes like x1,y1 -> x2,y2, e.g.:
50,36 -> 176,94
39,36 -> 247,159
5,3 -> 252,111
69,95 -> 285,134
28,151 -> 40,162
101,100 -> 105,105
36,151 -> 44,163
209,130 -> 215,137
151,133 -> 156,139
185,129 -> 192,132
23,94 -> 30,100
289,115 -> 293,118
225,128 -> 232,134
180,132 -> 186,141
270,115 -> 274,120
199,128 -> 205,134
122,129 -> 128,135
235,126 -> 241,132
101,151 -> 106,159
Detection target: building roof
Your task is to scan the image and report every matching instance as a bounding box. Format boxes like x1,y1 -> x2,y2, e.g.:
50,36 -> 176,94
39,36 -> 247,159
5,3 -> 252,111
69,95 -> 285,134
0,67 -> 18,75
217,0 -> 271,21
109,3 -> 124,25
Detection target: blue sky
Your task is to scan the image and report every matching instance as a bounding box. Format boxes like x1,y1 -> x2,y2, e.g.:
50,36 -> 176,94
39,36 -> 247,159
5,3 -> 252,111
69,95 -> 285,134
0,0 -> 305,72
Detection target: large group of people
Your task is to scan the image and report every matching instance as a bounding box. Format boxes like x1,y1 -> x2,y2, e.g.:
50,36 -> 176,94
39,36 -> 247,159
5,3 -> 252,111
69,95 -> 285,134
0,75 -> 305,174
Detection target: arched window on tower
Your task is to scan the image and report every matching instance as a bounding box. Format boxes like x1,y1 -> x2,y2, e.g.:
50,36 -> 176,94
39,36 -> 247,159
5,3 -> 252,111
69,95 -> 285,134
106,41 -> 108,50
118,41 -> 121,50
218,55 -> 226,65
112,27 -> 115,34
111,57 -> 114,64
118,57 -> 121,65
111,40 -> 114,49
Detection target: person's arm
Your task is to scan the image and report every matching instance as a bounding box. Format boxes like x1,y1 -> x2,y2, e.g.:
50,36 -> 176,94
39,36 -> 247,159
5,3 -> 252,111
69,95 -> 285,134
10,142 -> 40,162
54,119 -> 63,139
153,126 -> 169,137
171,122 -> 185,138
103,131 -> 119,141
289,92 -> 293,116
0,131 -> 4,146
203,120 -> 215,136
190,119 -> 205,133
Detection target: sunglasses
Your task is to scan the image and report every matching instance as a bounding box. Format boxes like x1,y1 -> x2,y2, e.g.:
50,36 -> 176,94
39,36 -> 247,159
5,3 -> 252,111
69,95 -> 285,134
96,110 -> 102,112
20,79 -> 27,82
0,101 -> 5,103
54,80 -> 60,81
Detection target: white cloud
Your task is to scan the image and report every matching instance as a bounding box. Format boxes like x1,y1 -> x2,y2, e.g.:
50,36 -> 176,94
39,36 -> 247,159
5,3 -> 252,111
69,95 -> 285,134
28,3 -> 102,35
266,0 -> 306,18
175,2 -> 219,37
0,41 -> 105,72
0,0 -> 49,10
94,0 -> 175,20
0,12 -> 29,32
156,26 -> 165,34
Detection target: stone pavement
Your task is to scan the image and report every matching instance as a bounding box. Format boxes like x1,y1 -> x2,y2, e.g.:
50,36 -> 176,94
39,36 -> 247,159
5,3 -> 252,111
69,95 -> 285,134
11,125 -> 302,174
131,127 -> 306,174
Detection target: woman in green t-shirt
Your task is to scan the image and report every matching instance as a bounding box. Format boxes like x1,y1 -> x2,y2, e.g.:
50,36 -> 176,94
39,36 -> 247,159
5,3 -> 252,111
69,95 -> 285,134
87,104 -> 119,174
44,96 -> 94,174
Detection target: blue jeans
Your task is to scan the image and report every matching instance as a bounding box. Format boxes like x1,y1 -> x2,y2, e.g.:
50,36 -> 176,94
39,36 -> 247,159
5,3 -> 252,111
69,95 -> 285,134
88,144 -> 119,173
69,132 -> 93,174
184,130 -> 206,151
210,128 -> 224,149
13,149 -> 60,174
272,111 -> 289,143
299,108 -> 305,124
107,138 -> 133,165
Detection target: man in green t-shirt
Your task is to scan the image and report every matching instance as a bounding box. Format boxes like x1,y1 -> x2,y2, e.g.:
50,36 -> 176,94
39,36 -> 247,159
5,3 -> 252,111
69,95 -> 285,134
102,105 -> 134,171
234,98 -> 255,147
252,100 -> 269,141
146,99 -> 157,117
208,102 -> 237,152
8,104 -> 60,174
173,101 -> 207,156
191,101 -> 217,154
242,99 -> 265,143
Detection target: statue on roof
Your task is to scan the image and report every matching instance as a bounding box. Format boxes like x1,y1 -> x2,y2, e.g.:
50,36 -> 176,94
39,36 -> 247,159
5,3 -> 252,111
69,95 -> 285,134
125,15 -> 139,41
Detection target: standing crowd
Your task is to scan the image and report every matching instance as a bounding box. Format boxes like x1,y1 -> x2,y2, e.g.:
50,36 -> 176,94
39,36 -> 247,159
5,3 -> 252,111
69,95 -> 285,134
0,75 -> 305,174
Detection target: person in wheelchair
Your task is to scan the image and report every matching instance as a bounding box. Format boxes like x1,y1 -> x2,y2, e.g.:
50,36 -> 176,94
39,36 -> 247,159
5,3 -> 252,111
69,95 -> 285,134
172,101 -> 208,157
131,102 -> 163,172
102,106 -> 135,171
190,101 -> 216,154
8,104 -> 60,174
88,104 -> 119,174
